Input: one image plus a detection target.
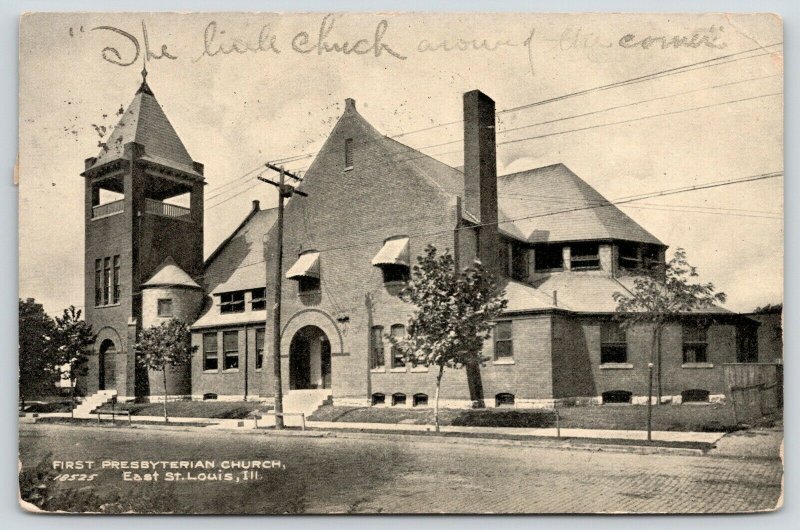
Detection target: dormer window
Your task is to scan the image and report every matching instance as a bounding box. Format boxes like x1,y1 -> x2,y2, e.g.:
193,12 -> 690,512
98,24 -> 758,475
286,251 -> 321,294
372,237 -> 410,284
219,291 -> 245,313
534,245 -> 563,272
570,243 -> 600,270
251,288 -> 267,311
344,138 -> 354,170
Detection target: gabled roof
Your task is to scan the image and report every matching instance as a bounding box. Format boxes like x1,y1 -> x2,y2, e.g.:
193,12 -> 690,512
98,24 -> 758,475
142,256 -> 201,289
497,164 -> 663,245
203,206 -> 278,294
87,77 -> 199,177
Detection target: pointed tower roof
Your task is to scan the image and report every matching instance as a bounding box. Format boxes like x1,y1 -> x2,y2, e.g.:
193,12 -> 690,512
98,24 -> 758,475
87,66 -> 199,176
143,256 -> 201,289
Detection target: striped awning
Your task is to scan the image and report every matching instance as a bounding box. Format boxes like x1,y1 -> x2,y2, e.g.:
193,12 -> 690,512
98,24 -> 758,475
286,252 -> 320,279
372,237 -> 410,267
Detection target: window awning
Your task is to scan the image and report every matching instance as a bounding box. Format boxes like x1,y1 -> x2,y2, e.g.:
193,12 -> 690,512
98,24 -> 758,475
286,252 -> 320,280
372,237 -> 410,267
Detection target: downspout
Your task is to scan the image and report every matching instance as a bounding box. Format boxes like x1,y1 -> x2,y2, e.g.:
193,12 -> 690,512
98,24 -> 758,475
365,293 -> 374,405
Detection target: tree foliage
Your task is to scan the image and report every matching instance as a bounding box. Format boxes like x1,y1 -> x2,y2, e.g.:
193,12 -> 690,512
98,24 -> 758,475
134,319 -> 196,423
390,245 -> 507,430
613,248 -> 726,322
18,298 -> 58,405
51,306 -> 95,417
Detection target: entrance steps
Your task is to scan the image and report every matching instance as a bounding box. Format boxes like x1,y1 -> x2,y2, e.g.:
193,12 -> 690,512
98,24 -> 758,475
274,389 -> 331,427
73,389 -> 117,418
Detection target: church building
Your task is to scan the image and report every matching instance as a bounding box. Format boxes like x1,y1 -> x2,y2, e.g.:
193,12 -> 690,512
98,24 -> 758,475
79,71 -> 757,410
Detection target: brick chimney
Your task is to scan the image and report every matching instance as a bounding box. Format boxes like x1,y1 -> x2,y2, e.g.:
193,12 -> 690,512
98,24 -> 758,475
463,90 -> 499,274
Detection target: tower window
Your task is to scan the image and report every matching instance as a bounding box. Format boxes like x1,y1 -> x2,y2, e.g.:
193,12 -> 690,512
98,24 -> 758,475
344,138 -> 354,169
95,259 -> 102,307
219,291 -> 245,313
112,255 -> 120,303
103,257 -> 111,305
157,298 -> 173,317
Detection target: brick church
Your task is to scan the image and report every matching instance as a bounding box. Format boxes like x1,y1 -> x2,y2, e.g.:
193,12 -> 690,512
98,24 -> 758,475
79,71 -> 758,409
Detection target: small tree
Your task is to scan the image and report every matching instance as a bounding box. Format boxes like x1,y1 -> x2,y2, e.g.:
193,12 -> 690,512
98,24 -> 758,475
134,319 -> 196,423
613,248 -> 726,439
18,298 -> 58,408
52,306 -> 95,418
390,245 -> 507,432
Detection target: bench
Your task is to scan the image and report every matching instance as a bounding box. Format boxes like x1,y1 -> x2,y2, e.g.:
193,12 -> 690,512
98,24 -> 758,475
94,409 -> 132,426
249,411 -> 305,431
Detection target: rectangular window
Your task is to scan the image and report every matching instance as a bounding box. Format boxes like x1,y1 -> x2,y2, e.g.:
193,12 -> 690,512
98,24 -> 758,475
510,244 -> 529,281
157,298 -> 173,317
600,322 -> 627,364
370,326 -> 385,369
103,257 -> 111,305
298,277 -> 321,294
618,242 -> 640,270
344,138 -> 354,169
382,265 -> 409,284
570,243 -> 600,270
255,328 -> 265,370
390,324 -> 406,368
251,288 -> 267,311
112,255 -> 120,303
223,330 -> 239,370
94,259 -> 102,306
219,291 -> 245,313
494,321 -> 513,360
534,245 -> 563,272
203,333 -> 218,371
642,245 -> 662,271
683,325 -> 708,363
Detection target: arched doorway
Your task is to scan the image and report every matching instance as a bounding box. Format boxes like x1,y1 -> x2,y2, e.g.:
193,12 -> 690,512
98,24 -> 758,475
289,326 -> 331,390
98,339 -> 117,391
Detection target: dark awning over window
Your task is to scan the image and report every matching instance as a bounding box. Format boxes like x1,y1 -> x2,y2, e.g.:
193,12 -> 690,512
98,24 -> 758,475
286,252 -> 320,280
372,237 -> 410,267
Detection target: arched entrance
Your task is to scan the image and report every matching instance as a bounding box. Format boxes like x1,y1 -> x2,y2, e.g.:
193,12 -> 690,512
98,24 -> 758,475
289,326 -> 331,390
98,339 -> 117,391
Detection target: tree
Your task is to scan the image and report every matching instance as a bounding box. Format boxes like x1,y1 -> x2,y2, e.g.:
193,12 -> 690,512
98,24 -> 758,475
52,306 -> 95,418
134,319 -> 196,423
613,248 -> 726,439
18,298 -> 58,408
389,245 -> 507,432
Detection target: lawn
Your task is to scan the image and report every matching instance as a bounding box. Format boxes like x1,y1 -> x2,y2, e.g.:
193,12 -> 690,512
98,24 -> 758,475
309,403 -> 741,432
95,401 -> 272,419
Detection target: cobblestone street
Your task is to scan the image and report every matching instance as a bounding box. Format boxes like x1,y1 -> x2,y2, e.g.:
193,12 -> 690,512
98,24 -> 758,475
19,423 -> 782,514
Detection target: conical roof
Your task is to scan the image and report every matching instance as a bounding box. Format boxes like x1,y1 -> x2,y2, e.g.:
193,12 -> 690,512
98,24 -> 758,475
87,72 -> 198,176
142,256 -> 201,289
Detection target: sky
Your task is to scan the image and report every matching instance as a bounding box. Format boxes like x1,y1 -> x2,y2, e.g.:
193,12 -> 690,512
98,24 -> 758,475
18,12 -> 783,315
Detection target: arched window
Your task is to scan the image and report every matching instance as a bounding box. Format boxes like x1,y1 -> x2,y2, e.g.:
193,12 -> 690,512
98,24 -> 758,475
371,393 -> 386,406
495,393 -> 515,407
602,390 -> 632,404
413,393 -> 428,407
682,389 -> 710,403
390,325 -> 406,368
392,393 -> 407,406
203,393 -> 218,401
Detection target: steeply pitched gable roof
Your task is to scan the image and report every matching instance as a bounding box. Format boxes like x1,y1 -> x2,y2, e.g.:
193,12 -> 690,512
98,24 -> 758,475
87,80 -> 199,176
142,256 -> 201,289
203,207 -> 278,294
497,163 -> 663,245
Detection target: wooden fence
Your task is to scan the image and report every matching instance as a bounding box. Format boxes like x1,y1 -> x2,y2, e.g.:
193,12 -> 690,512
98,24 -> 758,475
723,363 -> 782,424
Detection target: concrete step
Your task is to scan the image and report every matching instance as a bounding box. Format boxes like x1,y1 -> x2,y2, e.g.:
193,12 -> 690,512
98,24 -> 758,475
283,389 -> 331,418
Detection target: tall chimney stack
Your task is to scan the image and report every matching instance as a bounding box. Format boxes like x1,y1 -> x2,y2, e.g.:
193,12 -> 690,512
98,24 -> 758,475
463,89 -> 499,274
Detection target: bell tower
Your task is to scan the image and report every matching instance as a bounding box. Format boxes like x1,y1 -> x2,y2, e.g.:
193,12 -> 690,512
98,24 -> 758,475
80,66 -> 205,399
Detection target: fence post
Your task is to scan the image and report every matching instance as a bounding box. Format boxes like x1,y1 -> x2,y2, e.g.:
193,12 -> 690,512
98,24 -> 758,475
301,413 -> 306,432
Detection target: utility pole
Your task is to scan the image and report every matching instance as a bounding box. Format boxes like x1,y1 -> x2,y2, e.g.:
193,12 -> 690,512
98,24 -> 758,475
258,164 -> 307,429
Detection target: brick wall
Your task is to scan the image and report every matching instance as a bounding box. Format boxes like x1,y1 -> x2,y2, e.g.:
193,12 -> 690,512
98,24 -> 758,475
191,325 -> 266,399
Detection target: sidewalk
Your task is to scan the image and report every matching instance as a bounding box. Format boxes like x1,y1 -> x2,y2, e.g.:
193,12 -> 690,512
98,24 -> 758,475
26,411 -> 725,444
